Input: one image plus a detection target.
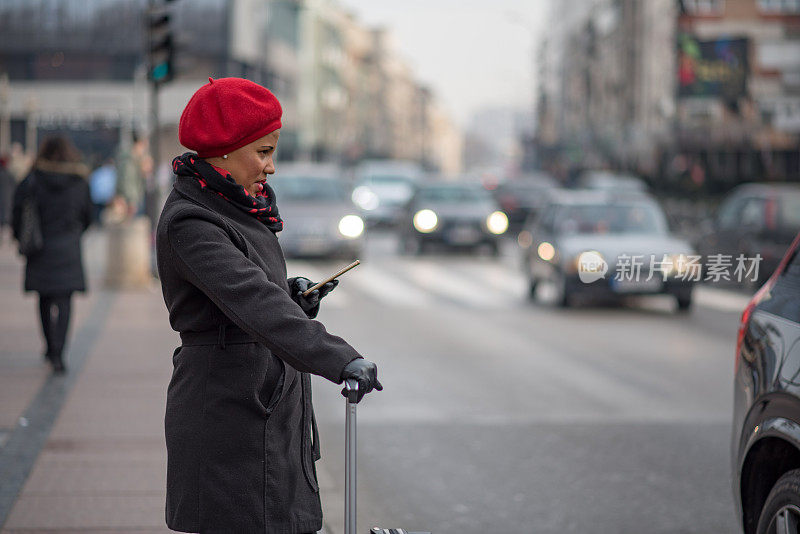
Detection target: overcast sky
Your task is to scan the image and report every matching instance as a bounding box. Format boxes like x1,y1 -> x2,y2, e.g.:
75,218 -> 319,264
337,0 -> 550,128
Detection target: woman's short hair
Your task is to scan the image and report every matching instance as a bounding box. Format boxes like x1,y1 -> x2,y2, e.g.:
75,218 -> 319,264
36,136 -> 84,164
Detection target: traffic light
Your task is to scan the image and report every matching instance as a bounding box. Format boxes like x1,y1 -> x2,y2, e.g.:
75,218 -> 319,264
147,2 -> 175,84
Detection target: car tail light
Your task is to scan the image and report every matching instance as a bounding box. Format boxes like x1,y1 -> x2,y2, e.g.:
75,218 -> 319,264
736,232 -> 800,371
736,295 -> 761,374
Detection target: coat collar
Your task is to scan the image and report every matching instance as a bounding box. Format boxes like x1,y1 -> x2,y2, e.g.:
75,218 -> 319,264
173,174 -> 258,227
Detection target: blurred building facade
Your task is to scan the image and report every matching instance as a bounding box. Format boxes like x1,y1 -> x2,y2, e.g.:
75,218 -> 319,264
534,0 -> 800,193
0,0 -> 462,174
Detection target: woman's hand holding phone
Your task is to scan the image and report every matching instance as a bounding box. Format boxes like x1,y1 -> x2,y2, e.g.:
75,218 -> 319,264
301,260 -> 360,297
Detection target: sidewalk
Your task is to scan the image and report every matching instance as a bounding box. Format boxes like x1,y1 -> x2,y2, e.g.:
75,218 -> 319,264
0,228 -> 337,533
0,228 -> 174,532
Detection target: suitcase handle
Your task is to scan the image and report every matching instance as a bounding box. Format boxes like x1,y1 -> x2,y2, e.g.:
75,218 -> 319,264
344,378 -> 360,404
345,378 -> 358,534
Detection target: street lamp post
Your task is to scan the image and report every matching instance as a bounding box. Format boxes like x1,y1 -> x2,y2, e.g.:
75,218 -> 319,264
145,0 -> 176,229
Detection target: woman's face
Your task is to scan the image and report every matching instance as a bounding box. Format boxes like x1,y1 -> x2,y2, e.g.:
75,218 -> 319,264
209,129 -> 280,196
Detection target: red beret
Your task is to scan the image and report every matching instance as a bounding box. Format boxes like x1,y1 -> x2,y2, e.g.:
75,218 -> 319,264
179,77 -> 282,158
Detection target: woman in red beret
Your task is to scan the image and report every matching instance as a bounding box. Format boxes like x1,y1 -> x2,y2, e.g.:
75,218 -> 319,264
156,77 -> 382,534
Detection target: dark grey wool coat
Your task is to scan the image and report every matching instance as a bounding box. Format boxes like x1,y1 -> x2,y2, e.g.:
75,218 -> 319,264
156,175 -> 360,533
11,162 -> 92,295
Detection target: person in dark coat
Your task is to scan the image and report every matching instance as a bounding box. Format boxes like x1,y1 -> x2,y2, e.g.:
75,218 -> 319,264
11,136 -> 92,374
156,77 -> 382,534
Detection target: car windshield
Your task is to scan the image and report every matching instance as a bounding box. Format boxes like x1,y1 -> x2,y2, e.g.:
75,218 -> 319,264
418,186 -> 491,204
556,204 -> 667,235
269,177 -> 346,202
358,176 -> 415,202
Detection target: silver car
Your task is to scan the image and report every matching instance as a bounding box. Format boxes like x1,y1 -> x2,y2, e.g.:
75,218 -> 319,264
520,191 -> 696,310
271,164 -> 364,259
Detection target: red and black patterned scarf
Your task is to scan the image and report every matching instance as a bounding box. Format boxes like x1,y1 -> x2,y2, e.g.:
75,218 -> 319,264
172,152 -> 283,233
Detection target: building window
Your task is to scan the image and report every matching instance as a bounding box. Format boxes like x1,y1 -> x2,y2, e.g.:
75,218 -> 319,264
757,0 -> 800,13
682,0 -> 725,14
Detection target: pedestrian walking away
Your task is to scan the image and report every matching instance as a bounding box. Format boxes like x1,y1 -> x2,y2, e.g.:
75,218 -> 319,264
156,77 -> 382,534
10,136 -> 92,374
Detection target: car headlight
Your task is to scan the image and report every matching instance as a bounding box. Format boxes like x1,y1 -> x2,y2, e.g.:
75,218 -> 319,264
664,253 -> 691,276
486,211 -> 509,235
338,215 -> 365,238
352,186 -> 379,211
413,209 -> 438,233
537,241 -> 556,262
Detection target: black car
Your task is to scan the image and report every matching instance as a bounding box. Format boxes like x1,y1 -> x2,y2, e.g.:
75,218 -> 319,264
732,231 -> 800,534
698,183 -> 800,286
493,173 -> 558,233
399,182 -> 508,255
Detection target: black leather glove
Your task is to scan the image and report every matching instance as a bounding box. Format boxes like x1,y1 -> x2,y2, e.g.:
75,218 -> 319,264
340,358 -> 383,403
289,277 -> 338,319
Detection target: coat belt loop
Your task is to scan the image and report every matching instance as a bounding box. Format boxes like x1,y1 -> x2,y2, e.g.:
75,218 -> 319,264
218,324 -> 226,350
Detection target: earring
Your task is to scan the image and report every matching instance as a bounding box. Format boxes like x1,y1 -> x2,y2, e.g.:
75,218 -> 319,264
222,154 -> 228,159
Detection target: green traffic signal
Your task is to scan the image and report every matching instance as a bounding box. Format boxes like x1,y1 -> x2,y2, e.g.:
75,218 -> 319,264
147,3 -> 175,83
152,62 -> 170,82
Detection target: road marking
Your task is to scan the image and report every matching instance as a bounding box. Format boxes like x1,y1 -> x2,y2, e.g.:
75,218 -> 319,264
694,286 -> 751,313
300,256 -> 756,314
349,263 -> 435,308
449,260 -> 527,300
402,259 -> 513,308
294,255 -> 756,314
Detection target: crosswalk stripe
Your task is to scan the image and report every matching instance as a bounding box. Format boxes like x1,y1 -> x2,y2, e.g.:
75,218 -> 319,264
401,259 -> 513,308
448,260 -> 527,300
349,263 -> 435,308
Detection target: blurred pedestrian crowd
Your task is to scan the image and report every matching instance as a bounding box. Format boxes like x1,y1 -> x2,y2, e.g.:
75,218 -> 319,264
0,134 -> 155,240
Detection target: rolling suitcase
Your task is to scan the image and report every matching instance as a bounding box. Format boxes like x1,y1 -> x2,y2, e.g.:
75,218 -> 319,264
343,380 -> 430,534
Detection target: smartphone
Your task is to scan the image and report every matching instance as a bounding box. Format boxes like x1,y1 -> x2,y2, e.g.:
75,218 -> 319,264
301,260 -> 360,297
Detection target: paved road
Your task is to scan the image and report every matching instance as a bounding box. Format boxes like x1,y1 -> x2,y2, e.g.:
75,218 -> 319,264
294,232 -> 746,534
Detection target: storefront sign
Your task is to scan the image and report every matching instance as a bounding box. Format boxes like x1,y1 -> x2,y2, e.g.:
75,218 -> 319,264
678,34 -> 748,99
